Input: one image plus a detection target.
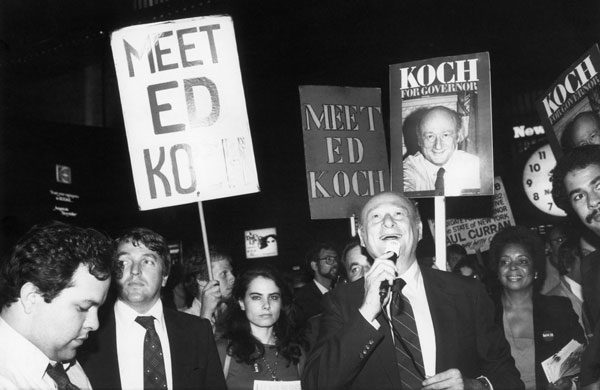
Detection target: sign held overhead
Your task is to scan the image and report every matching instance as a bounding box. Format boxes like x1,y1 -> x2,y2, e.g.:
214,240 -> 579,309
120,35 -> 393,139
111,15 -> 259,210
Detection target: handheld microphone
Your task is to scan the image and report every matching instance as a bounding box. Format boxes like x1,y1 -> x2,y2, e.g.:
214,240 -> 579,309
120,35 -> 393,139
379,240 -> 400,304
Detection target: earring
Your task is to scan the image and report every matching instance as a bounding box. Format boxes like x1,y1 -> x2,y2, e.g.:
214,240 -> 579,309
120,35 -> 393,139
534,272 -> 539,280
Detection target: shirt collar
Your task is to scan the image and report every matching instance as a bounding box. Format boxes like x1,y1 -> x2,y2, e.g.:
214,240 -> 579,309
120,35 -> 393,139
397,259 -> 421,288
313,279 -> 330,294
0,316 -> 55,380
115,298 -> 165,327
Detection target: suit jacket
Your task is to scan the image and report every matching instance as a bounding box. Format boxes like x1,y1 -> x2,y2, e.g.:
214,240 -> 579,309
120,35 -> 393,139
493,293 -> 585,389
295,279 -> 325,320
581,250 -> 600,386
546,276 -> 587,332
302,266 -> 523,390
79,305 -> 227,390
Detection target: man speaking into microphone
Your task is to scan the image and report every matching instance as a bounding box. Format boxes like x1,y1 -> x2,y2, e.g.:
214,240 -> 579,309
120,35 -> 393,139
303,192 -> 523,390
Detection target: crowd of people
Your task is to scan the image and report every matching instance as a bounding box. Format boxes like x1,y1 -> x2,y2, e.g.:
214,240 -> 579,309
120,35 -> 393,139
1,144 -> 600,390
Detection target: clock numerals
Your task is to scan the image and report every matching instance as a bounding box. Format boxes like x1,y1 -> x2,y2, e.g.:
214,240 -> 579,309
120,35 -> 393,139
522,143 -> 566,217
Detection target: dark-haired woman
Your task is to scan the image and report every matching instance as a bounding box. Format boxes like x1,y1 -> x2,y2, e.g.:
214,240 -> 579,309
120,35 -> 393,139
216,265 -> 308,389
489,226 -> 585,390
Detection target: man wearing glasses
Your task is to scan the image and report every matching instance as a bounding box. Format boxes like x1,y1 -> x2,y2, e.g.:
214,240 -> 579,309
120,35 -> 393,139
295,242 -> 339,320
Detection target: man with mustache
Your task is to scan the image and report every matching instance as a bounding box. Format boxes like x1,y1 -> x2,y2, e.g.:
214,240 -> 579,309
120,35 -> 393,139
0,221 -> 113,390
552,144 -> 600,388
303,192 -> 522,390
79,228 -> 226,390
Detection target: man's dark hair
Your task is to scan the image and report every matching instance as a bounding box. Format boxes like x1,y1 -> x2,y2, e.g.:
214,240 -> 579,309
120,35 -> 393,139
114,227 -> 171,279
305,241 -> 338,271
560,111 -> 600,151
0,221 -> 113,308
552,144 -> 600,215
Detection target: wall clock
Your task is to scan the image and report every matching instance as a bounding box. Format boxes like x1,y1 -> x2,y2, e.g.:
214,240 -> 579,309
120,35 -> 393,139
522,143 -> 566,217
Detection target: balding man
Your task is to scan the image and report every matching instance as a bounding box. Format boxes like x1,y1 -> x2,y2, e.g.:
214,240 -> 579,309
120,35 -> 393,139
303,192 -> 522,390
561,110 -> 600,152
403,106 -> 481,195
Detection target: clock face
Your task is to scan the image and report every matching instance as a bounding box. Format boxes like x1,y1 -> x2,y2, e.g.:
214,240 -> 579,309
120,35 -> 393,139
522,143 -> 566,217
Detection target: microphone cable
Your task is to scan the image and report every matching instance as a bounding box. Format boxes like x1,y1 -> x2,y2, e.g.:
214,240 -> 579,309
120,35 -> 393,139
380,298 -> 426,380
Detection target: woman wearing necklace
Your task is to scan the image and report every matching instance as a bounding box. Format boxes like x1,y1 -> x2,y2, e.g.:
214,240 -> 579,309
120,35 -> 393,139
489,226 -> 585,390
216,265 -> 308,389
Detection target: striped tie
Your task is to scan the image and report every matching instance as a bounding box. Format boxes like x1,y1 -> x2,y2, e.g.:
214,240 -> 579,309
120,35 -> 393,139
391,278 -> 425,389
136,316 -> 167,390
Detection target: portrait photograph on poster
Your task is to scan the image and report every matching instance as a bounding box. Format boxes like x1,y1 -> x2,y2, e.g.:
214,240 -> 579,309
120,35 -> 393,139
245,227 -> 278,259
536,44 -> 600,158
390,52 -> 494,198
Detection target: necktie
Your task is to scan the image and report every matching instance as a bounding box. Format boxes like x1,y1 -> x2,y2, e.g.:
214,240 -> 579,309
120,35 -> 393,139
135,316 -> 168,390
434,167 -> 445,196
391,279 -> 425,389
46,363 -> 80,390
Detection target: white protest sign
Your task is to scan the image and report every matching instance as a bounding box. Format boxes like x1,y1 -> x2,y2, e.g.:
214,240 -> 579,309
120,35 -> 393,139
428,177 -> 515,254
111,15 -> 259,210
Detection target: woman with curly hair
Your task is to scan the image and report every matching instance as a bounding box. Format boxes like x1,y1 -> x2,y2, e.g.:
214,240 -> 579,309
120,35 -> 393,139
489,225 -> 585,390
216,265 -> 308,389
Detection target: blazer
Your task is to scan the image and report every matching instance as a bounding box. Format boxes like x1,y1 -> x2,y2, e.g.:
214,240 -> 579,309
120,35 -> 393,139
294,280 -> 325,320
79,305 -> 227,390
302,266 -> 523,390
493,293 -> 585,389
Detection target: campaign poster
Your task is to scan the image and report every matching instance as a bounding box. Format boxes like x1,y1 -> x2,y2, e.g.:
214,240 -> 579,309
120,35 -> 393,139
111,15 -> 259,210
245,227 -> 278,259
389,52 -> 494,198
536,44 -> 600,159
428,177 -> 515,254
299,86 -> 389,219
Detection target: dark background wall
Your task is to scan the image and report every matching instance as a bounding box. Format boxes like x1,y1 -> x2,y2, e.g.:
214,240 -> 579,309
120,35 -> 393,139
1,0 -> 599,271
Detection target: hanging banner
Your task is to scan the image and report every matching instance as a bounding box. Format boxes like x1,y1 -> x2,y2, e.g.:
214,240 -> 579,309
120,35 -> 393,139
299,86 -> 389,219
536,44 -> 600,159
111,15 -> 259,210
389,52 -> 494,198
428,177 -> 515,254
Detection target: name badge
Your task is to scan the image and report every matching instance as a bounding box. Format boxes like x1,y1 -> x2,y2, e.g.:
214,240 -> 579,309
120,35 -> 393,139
542,331 -> 554,342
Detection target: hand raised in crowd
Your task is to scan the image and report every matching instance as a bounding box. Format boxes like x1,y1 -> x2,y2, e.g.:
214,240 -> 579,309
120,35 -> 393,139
359,251 -> 397,322
198,279 -> 222,320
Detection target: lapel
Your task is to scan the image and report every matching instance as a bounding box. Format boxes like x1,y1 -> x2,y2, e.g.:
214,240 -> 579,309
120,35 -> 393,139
85,308 -> 122,390
164,308 -> 191,390
421,268 -> 462,371
375,309 -> 402,387
344,279 -> 401,387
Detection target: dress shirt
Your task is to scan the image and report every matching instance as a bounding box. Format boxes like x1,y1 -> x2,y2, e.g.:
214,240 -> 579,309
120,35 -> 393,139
114,299 -> 173,390
313,279 -> 330,295
360,260 -> 436,376
0,317 -> 91,390
564,276 -> 582,301
403,150 -> 481,195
